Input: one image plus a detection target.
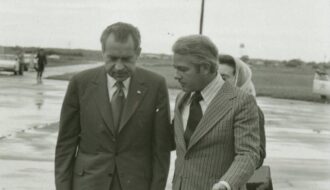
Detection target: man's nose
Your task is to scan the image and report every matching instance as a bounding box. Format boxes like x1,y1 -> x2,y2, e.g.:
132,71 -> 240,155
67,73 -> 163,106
174,71 -> 182,80
114,61 -> 125,70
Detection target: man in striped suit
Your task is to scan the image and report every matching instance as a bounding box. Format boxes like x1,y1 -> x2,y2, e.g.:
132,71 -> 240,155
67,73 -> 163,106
171,35 -> 260,190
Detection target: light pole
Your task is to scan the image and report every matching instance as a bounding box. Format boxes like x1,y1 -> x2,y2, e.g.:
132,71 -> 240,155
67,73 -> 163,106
199,0 -> 205,34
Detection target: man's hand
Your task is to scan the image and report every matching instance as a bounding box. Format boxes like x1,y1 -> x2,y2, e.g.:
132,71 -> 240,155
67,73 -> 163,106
211,182 -> 227,190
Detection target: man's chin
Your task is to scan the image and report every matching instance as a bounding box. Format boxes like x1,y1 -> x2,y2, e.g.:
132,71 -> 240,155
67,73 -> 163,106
115,76 -> 129,81
181,86 -> 192,93
110,73 -> 130,81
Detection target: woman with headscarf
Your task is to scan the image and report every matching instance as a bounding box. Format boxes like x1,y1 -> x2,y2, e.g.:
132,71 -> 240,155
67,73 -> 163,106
218,54 -> 266,168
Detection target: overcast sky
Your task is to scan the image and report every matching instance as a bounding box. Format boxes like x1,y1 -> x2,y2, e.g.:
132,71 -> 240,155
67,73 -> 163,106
0,0 -> 329,62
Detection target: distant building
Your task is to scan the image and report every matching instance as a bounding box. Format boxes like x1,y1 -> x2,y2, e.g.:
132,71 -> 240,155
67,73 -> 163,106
48,54 -> 60,59
249,59 -> 265,66
254,60 -> 265,65
141,53 -> 171,60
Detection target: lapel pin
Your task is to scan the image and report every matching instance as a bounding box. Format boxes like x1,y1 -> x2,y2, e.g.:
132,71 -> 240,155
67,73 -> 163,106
156,108 -> 160,112
137,90 -> 142,94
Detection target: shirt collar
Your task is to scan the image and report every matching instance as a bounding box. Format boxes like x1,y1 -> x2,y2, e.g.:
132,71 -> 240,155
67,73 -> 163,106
106,74 -> 131,90
188,73 -> 224,107
201,73 -> 224,106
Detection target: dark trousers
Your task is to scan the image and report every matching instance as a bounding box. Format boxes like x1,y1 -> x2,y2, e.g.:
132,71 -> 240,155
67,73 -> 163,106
19,63 -> 24,75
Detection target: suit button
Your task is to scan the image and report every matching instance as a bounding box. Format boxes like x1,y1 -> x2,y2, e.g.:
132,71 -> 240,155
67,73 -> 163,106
78,170 -> 85,176
115,152 -> 118,156
108,173 -> 113,177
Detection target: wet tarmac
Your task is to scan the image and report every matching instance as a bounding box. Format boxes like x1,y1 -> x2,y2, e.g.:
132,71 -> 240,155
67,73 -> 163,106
0,64 -> 330,189
0,63 -> 102,137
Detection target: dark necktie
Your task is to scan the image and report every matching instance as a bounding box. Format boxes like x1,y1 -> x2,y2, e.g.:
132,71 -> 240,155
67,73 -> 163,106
111,81 -> 125,133
184,91 -> 203,146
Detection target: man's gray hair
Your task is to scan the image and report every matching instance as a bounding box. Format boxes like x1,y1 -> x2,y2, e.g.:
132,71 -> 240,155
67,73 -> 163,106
172,35 -> 218,73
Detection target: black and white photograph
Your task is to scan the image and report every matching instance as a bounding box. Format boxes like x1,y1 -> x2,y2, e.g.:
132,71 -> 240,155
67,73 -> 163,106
0,0 -> 330,189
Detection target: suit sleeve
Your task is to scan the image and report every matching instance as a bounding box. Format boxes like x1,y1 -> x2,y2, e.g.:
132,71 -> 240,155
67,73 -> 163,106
55,77 -> 81,190
220,94 -> 260,189
150,77 -> 173,190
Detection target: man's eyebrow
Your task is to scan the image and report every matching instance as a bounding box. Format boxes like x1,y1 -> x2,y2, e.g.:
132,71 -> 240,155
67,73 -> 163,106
107,55 -> 118,58
176,65 -> 186,68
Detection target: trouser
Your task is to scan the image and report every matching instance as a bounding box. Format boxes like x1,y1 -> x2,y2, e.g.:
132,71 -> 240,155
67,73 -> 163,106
37,71 -> 43,78
19,63 -> 24,75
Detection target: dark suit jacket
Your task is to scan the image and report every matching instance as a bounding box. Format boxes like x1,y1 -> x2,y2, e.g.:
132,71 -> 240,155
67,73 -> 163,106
55,66 -> 173,190
172,82 -> 260,190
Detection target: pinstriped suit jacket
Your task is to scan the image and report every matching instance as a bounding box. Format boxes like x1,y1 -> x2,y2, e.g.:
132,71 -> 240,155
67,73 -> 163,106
172,82 -> 260,190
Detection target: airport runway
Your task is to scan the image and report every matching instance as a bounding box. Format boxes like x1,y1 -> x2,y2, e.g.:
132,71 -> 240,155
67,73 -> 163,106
0,64 -> 329,189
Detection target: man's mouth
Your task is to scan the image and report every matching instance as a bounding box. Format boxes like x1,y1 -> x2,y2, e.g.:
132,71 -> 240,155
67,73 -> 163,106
112,71 -> 129,76
115,73 -> 127,76
179,81 -> 185,87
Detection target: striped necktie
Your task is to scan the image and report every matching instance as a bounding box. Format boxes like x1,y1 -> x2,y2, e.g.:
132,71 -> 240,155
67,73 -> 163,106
111,81 -> 125,133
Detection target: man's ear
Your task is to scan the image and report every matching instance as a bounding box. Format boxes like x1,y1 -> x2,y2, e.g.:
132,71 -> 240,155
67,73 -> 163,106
136,47 -> 142,56
101,51 -> 106,59
200,64 -> 211,74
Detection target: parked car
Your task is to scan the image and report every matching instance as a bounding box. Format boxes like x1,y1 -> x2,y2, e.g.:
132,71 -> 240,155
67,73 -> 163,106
0,59 -> 19,75
22,53 -> 37,71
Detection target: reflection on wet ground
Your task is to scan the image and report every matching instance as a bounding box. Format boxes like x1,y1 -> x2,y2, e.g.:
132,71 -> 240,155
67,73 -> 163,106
34,91 -> 44,110
0,74 -> 67,137
0,63 -> 102,137
0,64 -> 330,189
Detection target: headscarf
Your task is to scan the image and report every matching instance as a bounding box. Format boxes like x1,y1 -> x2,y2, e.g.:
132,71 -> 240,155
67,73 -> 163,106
234,58 -> 266,168
233,57 -> 256,97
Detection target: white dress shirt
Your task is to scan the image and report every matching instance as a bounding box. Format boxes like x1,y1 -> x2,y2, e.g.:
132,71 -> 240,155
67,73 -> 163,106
106,74 -> 131,102
181,73 -> 231,190
181,73 -> 224,130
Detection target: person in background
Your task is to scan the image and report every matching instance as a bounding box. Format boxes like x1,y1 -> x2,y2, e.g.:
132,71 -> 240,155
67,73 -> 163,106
172,35 -> 260,190
218,54 -> 266,168
17,50 -> 24,75
35,48 -> 47,82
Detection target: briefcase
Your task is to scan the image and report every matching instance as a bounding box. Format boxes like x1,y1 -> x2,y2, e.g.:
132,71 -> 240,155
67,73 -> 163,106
247,166 -> 273,190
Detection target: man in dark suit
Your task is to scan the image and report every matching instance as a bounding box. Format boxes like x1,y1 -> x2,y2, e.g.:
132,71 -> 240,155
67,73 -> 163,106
55,22 -> 173,190
171,35 -> 260,190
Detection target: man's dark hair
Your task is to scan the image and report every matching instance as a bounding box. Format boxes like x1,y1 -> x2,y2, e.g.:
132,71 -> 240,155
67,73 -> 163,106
100,22 -> 141,51
218,54 -> 236,74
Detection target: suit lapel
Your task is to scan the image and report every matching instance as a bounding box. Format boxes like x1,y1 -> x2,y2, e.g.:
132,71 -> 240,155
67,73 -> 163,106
187,82 -> 236,150
174,92 -> 190,151
92,67 -> 115,135
118,68 -> 147,133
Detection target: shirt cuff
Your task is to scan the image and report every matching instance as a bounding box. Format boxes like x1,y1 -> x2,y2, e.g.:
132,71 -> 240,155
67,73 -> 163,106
219,181 -> 231,190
